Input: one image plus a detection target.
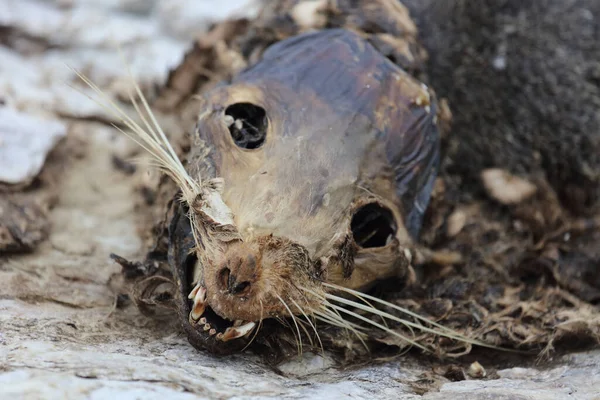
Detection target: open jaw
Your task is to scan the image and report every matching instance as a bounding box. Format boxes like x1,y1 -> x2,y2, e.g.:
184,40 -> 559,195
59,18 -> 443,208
187,282 -> 257,342
174,245 -> 261,355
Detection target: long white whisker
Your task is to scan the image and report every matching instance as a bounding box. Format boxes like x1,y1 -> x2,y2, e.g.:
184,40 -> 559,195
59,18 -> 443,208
126,86 -> 161,143
325,301 -> 427,352
312,308 -> 365,332
291,286 -> 326,336
313,309 -> 369,351
242,299 -> 264,352
276,294 -> 303,356
300,286 -> 364,336
322,282 -> 458,333
323,283 -> 518,352
325,293 -> 457,341
118,50 -> 186,178
295,319 -> 315,347
67,81 -> 166,167
290,298 -> 320,351
69,65 -> 201,205
340,290 -> 390,329
116,48 -> 199,192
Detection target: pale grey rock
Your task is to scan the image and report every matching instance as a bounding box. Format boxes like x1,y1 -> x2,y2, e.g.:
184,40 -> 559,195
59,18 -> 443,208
155,0 -> 260,39
423,352 -> 600,400
0,107 -> 66,184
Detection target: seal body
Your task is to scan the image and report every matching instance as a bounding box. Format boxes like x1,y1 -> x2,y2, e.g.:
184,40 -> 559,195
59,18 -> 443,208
168,28 -> 441,354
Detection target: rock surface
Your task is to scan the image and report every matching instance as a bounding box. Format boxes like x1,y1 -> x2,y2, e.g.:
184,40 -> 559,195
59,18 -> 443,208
0,1 -> 599,399
0,107 -> 66,185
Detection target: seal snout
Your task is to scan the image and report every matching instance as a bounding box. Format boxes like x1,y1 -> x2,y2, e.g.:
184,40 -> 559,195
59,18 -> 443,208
218,249 -> 260,297
187,233 -> 328,346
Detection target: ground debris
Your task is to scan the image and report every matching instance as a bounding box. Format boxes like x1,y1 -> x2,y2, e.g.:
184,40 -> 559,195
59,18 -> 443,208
467,361 -> 486,379
0,196 -> 50,253
0,125 -> 76,254
481,169 -> 537,206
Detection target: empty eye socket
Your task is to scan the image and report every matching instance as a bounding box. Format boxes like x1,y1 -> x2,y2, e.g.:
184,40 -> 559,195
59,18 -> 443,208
225,102 -> 267,149
351,203 -> 397,248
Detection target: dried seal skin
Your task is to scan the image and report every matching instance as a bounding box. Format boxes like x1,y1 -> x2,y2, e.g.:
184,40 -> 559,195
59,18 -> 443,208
166,28 -> 441,355
116,0 -> 600,361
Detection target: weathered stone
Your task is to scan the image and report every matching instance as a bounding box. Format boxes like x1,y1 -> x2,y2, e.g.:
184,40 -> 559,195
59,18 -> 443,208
0,108 -> 66,185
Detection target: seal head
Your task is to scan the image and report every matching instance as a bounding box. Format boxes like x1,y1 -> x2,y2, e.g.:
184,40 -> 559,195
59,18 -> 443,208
169,29 -> 440,354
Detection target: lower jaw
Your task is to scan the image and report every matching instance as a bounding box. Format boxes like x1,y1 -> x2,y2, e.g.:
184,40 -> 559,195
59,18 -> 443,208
189,304 -> 257,342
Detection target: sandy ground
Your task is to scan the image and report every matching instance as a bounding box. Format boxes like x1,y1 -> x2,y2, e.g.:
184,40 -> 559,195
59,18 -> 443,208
1,1 -> 600,399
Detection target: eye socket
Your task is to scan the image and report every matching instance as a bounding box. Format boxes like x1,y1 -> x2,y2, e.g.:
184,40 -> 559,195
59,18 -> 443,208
351,203 -> 397,248
225,102 -> 267,149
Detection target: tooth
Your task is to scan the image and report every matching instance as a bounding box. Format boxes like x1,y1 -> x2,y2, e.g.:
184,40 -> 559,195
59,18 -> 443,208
190,286 -> 207,321
188,282 -> 201,300
200,317 -> 207,324
209,328 -> 217,336
219,322 -> 256,342
203,324 -> 211,331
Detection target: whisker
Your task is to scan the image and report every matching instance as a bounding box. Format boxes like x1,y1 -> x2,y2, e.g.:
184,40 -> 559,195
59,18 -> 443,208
336,289 -> 390,329
290,285 -> 324,332
324,293 -> 434,336
299,287 -> 363,331
298,287 -> 369,351
71,69 -> 197,200
295,319 -> 316,347
289,298 -> 319,350
312,308 -> 364,332
67,81 -> 168,169
287,285 -> 324,354
324,292 -> 501,350
242,299 -> 264,352
323,282 -> 456,333
322,283 -> 518,353
276,294 -> 303,356
117,48 -> 201,194
69,62 -> 206,252
313,309 -> 369,351
325,301 -> 428,352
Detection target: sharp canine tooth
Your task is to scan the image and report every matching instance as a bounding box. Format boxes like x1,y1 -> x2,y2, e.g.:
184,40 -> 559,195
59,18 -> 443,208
190,286 -> 207,321
188,282 -> 201,300
220,322 -> 257,342
191,303 -> 205,321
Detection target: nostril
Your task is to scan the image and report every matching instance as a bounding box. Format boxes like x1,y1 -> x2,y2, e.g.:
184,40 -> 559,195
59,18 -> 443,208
219,266 -> 251,295
219,267 -> 231,290
230,281 -> 250,295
